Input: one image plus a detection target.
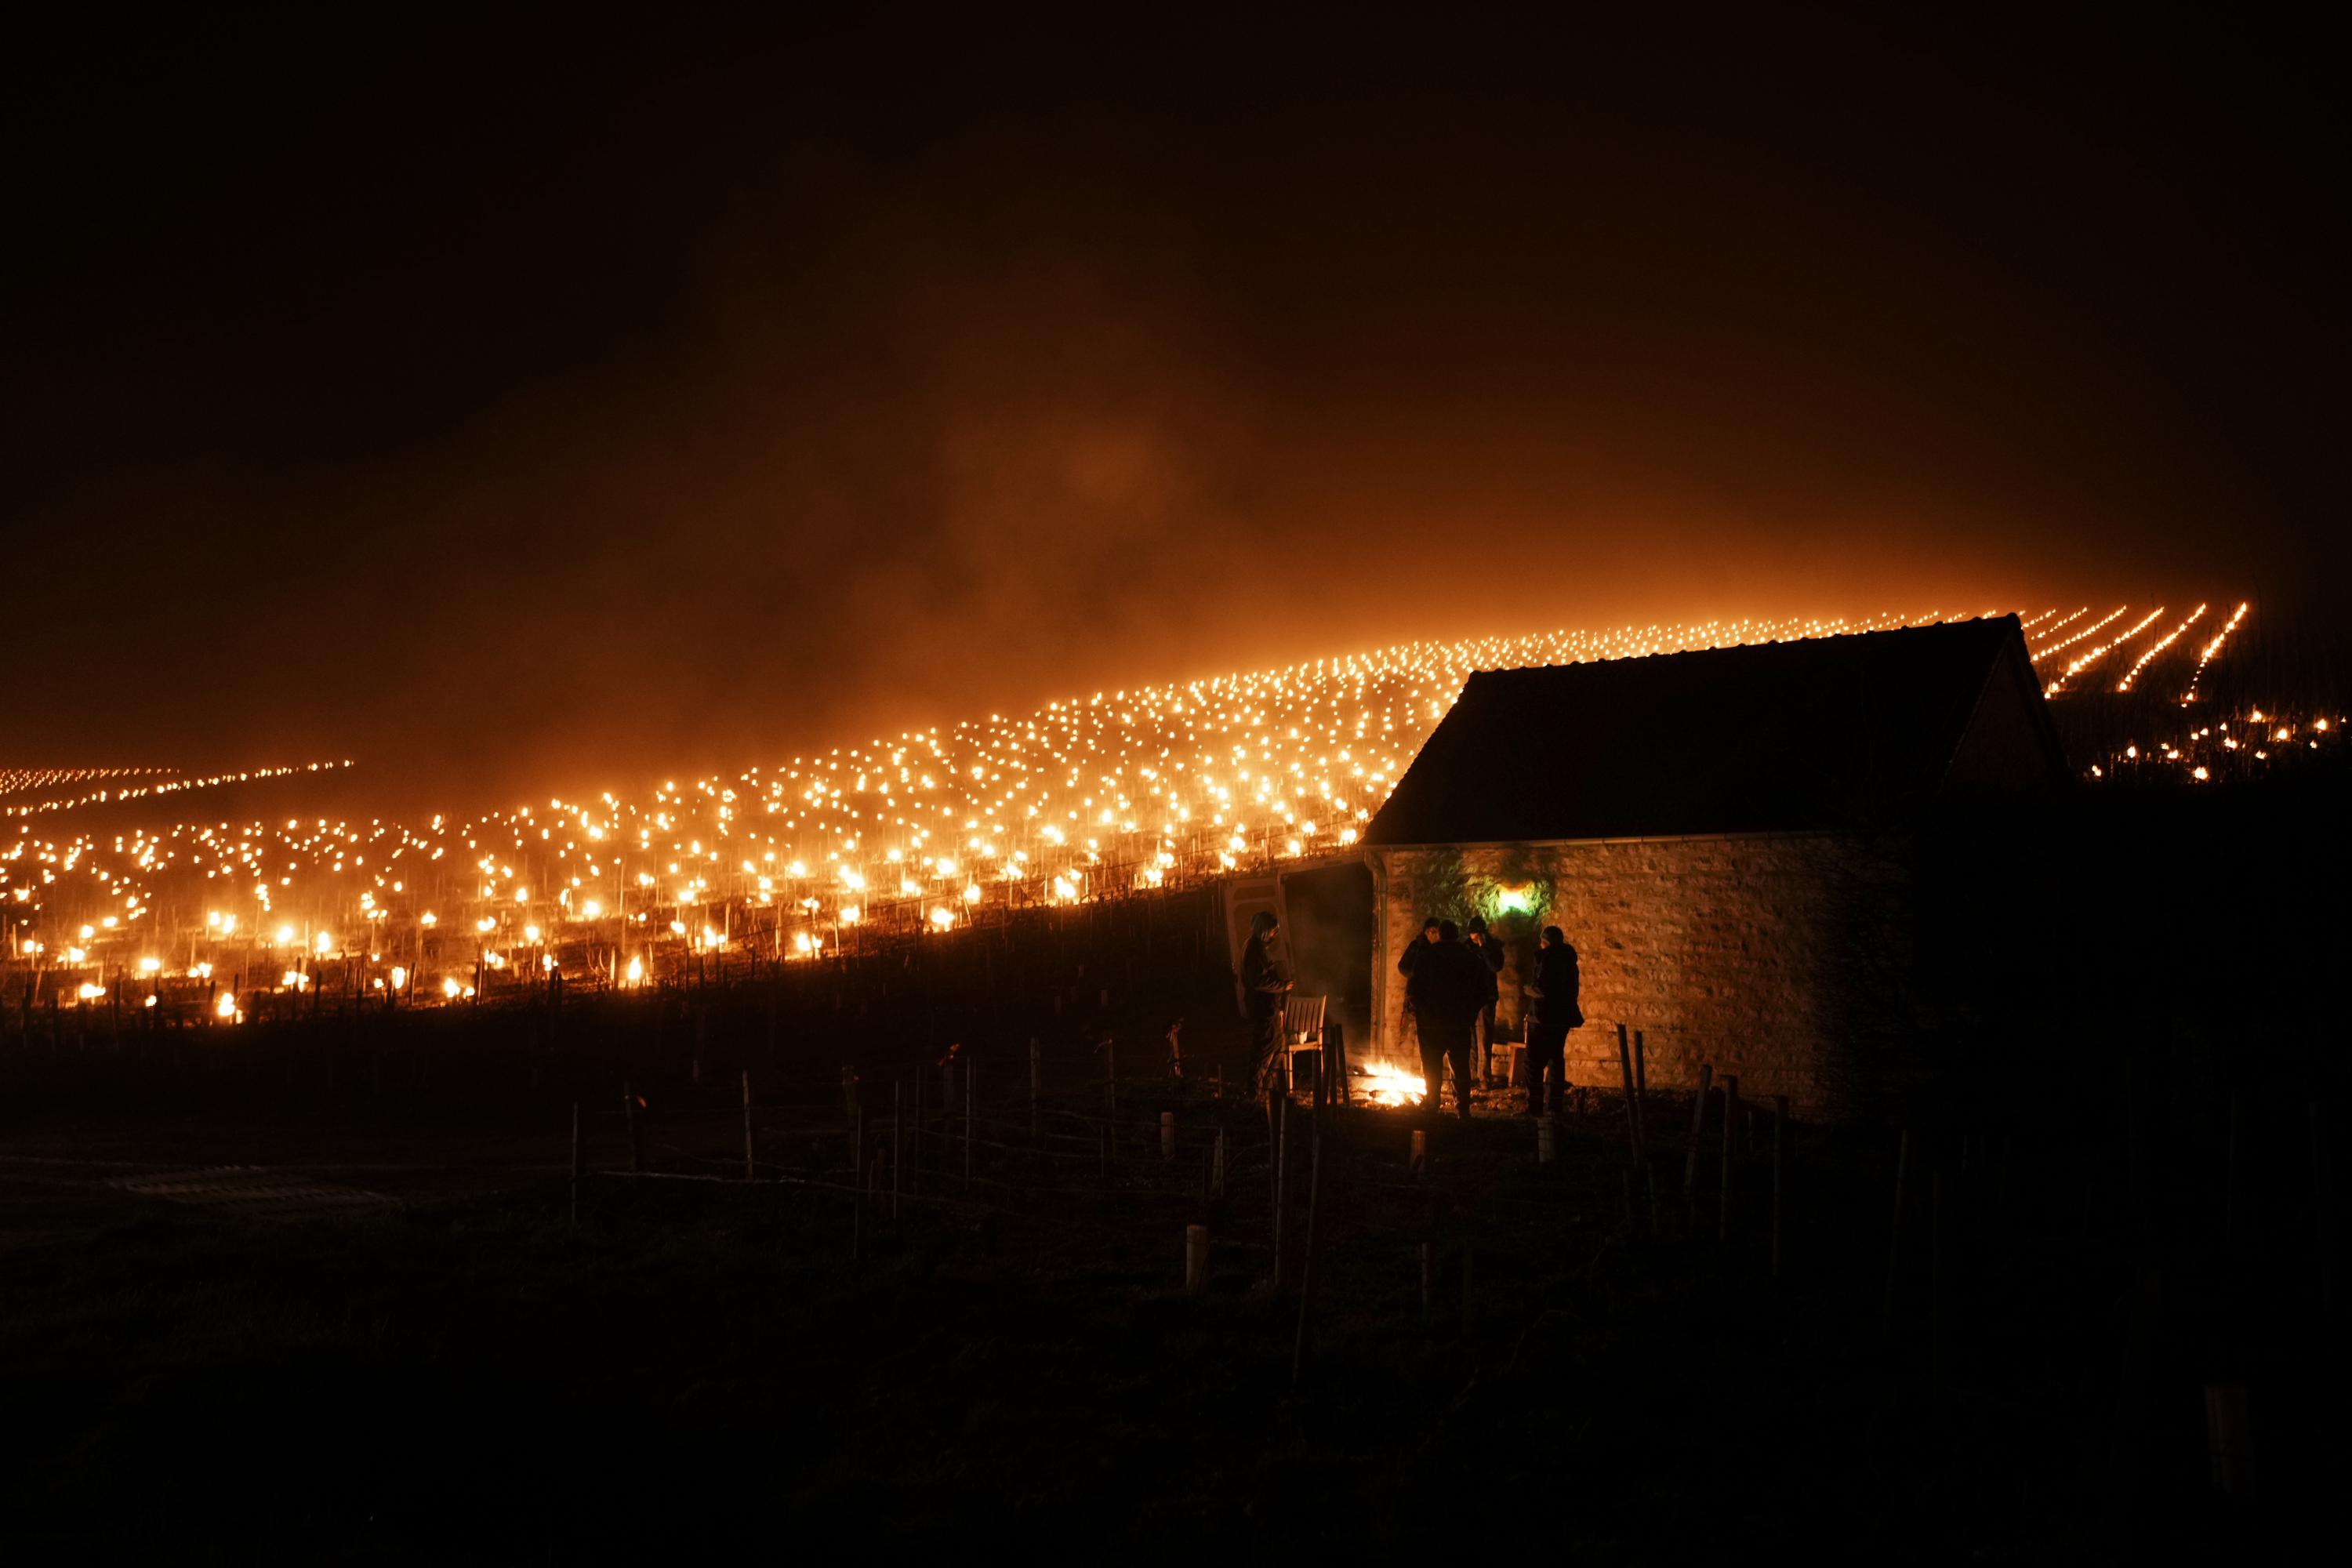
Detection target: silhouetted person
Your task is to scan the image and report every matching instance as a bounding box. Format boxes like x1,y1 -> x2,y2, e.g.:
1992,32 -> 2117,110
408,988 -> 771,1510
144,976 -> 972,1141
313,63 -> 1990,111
1242,910 -> 1290,1102
1396,915 -> 1442,982
1465,913 -> 1504,1080
1397,913 -> 1441,1057
1392,912 -> 1430,1048
1523,925 -> 1583,1116
1413,919 -> 1486,1122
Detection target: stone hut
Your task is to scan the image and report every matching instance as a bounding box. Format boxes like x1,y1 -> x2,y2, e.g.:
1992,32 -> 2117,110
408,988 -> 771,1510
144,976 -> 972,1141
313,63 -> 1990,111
1359,616 -> 2067,1116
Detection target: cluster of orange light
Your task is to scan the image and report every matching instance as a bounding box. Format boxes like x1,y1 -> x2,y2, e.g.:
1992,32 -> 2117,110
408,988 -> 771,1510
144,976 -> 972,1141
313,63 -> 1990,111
5,611 -> 1943,970
2026,606 -> 2090,646
2181,601 -> 2252,706
2114,604 -> 2205,693
1,600 -> 2296,996
1,765 -> 176,800
2042,606 -> 2164,695
2091,708 -> 2339,785
1,760 -> 350,820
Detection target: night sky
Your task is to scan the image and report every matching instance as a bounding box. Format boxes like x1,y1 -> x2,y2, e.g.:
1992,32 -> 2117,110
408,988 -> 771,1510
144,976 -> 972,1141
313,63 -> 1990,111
6,5 -> 2343,804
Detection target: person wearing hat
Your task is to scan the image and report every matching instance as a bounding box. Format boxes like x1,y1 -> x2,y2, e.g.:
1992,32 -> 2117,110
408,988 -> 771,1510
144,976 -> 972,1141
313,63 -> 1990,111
1396,914 -> 1443,1058
1396,915 -> 1443,982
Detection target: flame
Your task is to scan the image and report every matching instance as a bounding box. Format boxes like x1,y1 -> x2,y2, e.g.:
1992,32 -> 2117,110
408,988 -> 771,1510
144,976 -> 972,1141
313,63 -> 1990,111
2,600 -> 2330,992
1353,1059 -> 1428,1106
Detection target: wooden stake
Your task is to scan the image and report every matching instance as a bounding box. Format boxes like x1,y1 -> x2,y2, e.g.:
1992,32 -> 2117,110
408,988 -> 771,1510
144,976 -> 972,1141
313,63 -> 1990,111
1930,1171 -> 1947,1409
2314,1101 -> 2336,1312
2223,1087 -> 2241,1246
1684,1063 -> 1715,1222
1772,1094 -> 1788,1279
1185,1223 -> 1210,1296
1272,1090 -> 1290,1290
1160,1109 -> 1177,1162
1290,1105 -> 1325,1385
1331,1015 -> 1350,1105
1633,1027 -> 1647,1124
1615,1023 -> 1644,1163
2203,1381 -> 2256,1501
741,1071 -> 757,1180
1882,1128 -> 1911,1336
1718,1073 -> 1739,1243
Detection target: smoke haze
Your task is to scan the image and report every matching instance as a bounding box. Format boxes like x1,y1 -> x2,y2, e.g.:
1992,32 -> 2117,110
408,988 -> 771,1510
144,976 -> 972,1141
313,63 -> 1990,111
6,5 -> 2343,812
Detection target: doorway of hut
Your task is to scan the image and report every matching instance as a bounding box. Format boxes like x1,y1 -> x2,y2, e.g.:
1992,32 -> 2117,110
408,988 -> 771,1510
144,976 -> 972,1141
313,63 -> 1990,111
1278,858 -> 1375,1077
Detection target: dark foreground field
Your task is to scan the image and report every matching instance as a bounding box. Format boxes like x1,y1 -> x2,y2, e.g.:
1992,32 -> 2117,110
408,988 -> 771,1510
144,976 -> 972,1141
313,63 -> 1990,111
7,787 -> 2348,1564
2,1033 -> 2338,1564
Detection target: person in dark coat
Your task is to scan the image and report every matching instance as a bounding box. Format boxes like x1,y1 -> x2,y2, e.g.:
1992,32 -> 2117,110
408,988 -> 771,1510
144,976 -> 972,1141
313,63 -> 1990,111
1396,914 -> 1441,1051
1396,916 -> 1442,984
1413,919 -> 1486,1122
1522,925 -> 1584,1116
1465,913 -> 1505,1080
1242,910 -> 1291,1101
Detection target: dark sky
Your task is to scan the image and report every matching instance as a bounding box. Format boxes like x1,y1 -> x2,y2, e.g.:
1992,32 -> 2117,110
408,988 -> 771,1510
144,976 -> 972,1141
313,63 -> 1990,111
6,4 -> 2343,807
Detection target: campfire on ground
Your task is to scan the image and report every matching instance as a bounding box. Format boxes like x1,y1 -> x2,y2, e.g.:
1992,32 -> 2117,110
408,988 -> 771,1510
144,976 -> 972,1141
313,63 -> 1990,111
1348,1058 -> 1426,1107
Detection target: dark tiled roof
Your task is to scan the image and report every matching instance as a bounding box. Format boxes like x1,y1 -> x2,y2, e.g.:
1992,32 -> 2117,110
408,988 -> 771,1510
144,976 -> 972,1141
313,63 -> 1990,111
1362,617 -> 2063,846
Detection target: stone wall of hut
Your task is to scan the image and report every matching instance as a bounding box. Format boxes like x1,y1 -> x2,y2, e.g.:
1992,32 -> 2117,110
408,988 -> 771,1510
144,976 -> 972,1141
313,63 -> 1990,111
1367,833 -> 1918,1118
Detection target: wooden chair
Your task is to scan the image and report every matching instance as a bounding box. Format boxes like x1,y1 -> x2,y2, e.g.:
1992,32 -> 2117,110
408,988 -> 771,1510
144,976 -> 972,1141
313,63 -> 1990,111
1282,993 -> 1328,1093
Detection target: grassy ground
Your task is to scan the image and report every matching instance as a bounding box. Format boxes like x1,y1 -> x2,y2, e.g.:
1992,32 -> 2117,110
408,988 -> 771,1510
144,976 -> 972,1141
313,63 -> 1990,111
2,1057 -> 2335,1563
